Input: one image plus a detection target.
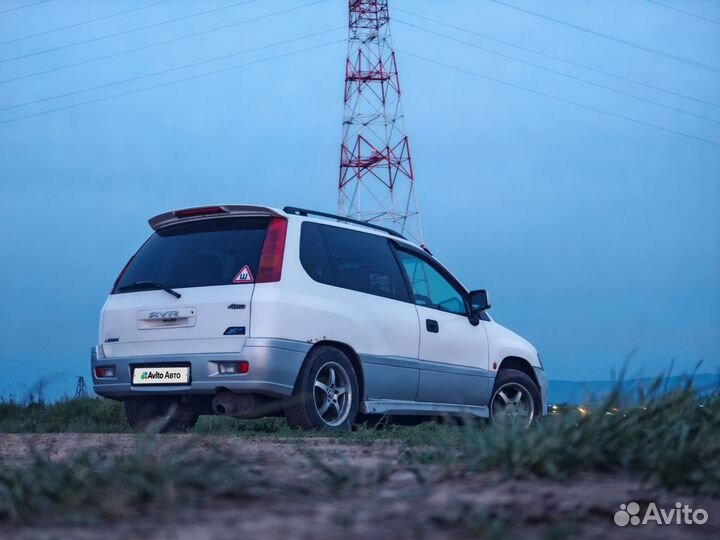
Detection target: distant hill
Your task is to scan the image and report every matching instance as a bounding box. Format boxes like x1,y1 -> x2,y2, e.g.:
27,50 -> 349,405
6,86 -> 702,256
548,373 -> 719,405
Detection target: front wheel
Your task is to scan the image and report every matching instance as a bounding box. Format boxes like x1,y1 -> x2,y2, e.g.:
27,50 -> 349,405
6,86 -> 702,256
489,369 -> 541,427
124,397 -> 199,433
284,346 -> 360,430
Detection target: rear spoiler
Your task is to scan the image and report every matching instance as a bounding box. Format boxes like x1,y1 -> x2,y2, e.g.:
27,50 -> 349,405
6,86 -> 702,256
149,205 -> 284,231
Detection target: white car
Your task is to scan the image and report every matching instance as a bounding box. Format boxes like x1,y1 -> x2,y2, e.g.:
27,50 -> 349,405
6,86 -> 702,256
92,205 -> 547,431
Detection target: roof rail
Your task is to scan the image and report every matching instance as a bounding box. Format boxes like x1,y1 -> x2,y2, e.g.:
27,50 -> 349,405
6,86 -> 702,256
283,207 -> 407,240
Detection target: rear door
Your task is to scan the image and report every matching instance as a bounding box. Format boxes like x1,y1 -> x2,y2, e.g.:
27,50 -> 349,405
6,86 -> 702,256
314,224 -> 421,402
393,247 -> 491,405
102,217 -> 269,358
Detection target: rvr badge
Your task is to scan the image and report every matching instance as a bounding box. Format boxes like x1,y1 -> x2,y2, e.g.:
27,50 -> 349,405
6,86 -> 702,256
148,310 -> 179,319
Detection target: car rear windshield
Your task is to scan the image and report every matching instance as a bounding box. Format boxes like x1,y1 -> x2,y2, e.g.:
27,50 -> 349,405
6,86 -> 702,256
113,217 -> 269,292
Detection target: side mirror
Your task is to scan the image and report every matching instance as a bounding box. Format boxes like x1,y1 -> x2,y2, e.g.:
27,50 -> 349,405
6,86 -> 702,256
468,289 -> 490,326
469,289 -> 491,313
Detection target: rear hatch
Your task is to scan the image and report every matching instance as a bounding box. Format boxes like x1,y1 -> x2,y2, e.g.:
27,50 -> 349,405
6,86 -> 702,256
102,212 -> 276,358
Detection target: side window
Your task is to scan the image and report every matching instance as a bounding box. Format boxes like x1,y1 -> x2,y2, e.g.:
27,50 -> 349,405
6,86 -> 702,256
396,250 -> 467,315
300,222 -> 334,285
319,225 -> 409,302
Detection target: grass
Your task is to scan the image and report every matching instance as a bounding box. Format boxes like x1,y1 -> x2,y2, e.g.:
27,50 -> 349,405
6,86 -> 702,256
405,379 -> 720,496
0,397 -> 128,433
0,396 -> 458,443
0,378 -> 718,525
0,439 -> 264,522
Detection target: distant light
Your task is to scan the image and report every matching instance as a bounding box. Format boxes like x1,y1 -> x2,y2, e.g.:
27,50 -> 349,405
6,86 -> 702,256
577,406 -> 589,416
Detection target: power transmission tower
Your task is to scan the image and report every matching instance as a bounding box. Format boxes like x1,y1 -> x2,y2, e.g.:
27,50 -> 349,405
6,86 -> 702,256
339,0 -> 423,245
75,376 -> 88,398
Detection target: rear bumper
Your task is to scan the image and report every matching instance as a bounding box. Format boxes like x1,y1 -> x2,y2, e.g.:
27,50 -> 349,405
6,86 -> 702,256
91,338 -> 310,399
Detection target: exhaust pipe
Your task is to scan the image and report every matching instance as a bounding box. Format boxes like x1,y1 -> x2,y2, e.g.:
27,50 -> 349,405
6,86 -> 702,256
212,391 -> 256,417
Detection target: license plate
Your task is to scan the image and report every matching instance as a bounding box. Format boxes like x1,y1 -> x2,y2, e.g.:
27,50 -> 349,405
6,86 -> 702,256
132,366 -> 189,385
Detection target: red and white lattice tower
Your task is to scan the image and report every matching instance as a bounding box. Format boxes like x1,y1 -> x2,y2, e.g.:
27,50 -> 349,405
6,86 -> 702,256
338,0 -> 423,245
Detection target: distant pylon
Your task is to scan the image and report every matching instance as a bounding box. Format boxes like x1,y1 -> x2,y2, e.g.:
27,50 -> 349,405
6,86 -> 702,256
339,0 -> 423,245
75,376 -> 88,398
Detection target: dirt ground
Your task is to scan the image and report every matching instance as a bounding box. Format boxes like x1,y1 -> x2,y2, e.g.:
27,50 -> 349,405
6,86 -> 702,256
0,434 -> 718,540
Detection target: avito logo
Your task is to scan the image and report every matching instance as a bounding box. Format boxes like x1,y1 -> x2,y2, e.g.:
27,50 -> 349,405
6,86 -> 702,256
614,501 -> 708,527
140,370 -> 164,381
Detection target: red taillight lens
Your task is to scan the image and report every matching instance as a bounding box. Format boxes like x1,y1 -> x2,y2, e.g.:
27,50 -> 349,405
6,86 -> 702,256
218,361 -> 249,374
256,217 -> 287,283
94,366 -> 116,378
174,206 -> 226,218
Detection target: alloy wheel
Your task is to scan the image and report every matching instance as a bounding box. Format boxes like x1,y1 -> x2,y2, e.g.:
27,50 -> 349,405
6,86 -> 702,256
491,382 -> 535,426
313,361 -> 352,427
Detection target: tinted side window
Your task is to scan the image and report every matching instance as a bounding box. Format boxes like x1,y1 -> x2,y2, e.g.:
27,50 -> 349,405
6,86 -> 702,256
320,225 -> 409,302
300,222 -> 334,285
396,250 -> 467,315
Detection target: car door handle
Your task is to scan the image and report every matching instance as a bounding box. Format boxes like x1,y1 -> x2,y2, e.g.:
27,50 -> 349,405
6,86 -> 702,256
426,319 -> 439,333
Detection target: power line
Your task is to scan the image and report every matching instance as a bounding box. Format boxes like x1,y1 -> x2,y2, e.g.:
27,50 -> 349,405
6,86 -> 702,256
0,357 -> 81,379
0,356 -> 88,398
393,7 -> 720,109
0,0 -> 50,16
0,39 -> 344,125
395,19 -> 720,125
644,0 -> 720,25
0,0 -> 173,45
488,0 -> 720,74
397,49 -> 720,148
0,0 -> 330,85
0,0 -> 268,64
0,27 -> 344,112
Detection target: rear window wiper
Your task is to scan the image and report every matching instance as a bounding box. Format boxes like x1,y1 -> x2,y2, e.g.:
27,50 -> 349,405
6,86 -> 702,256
116,281 -> 182,299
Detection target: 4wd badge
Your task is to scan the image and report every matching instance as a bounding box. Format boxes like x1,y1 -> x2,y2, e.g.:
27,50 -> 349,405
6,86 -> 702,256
233,265 -> 254,284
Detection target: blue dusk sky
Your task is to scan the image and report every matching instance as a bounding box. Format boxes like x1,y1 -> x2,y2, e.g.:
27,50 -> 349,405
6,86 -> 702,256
0,0 -> 718,398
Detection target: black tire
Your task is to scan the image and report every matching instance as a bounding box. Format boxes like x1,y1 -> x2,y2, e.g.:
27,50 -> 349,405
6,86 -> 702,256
489,368 -> 541,426
284,346 -> 360,431
124,397 -> 199,433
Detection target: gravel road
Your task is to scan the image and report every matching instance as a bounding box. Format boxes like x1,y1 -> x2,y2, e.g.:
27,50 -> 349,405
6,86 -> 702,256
0,434 -> 717,540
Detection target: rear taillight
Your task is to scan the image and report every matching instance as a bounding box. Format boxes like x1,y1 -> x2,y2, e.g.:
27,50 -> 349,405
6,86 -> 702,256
255,217 -> 287,283
218,361 -> 249,374
174,206 -> 226,218
94,366 -> 116,378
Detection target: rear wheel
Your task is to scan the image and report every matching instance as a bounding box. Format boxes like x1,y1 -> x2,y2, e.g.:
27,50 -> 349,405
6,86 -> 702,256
285,346 -> 359,430
124,397 -> 199,433
490,369 -> 541,427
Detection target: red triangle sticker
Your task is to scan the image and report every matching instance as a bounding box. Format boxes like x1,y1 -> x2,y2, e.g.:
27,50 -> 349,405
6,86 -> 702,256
233,265 -> 254,284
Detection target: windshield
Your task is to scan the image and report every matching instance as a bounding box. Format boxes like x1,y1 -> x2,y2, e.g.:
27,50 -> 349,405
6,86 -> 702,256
113,217 -> 269,293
